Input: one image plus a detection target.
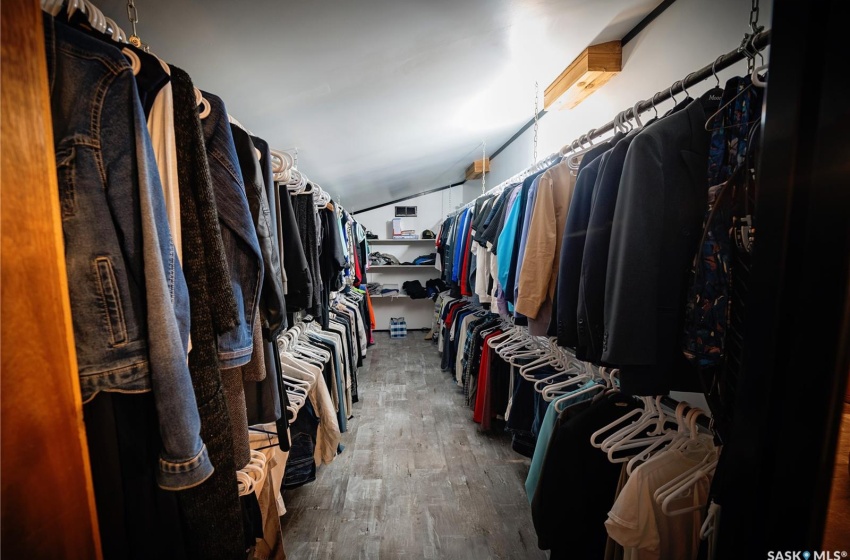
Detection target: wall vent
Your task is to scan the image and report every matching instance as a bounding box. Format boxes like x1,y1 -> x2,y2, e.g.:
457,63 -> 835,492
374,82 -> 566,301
394,205 -> 417,217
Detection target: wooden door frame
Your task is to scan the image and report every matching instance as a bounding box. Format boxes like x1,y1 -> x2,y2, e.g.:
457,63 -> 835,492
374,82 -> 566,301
717,0 -> 850,554
1,1 -> 102,557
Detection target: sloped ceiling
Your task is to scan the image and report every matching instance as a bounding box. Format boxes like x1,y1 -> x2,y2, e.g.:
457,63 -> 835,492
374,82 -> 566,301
97,0 -> 661,210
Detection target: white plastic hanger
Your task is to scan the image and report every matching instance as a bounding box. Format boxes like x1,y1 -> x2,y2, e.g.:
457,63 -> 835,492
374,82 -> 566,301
194,88 -> 211,119
751,63 -> 768,88
597,396 -> 659,452
41,0 -> 64,16
482,325 -> 520,349
650,410 -> 717,506
541,373 -> 589,402
294,338 -> 330,362
626,401 -> 689,475
589,396 -> 650,449
105,16 -> 126,42
554,378 -> 604,413
280,353 -> 317,384
604,397 -> 672,462
490,328 -> 529,354
660,455 -> 718,515
504,338 -> 549,363
527,345 -> 567,372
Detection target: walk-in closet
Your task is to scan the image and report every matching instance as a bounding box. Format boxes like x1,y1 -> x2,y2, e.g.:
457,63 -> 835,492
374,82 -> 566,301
2,0 -> 849,558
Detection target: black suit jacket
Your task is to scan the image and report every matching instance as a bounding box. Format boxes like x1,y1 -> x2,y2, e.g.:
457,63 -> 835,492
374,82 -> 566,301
550,136 -> 625,341
575,130 -> 640,363
555,152 -> 607,348
602,99 -> 710,395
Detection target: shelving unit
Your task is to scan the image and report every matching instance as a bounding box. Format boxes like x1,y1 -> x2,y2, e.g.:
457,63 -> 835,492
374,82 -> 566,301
367,238 -> 436,245
370,264 -> 437,270
366,239 -> 439,331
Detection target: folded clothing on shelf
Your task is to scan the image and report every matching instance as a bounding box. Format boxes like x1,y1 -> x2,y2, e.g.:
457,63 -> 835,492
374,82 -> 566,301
402,280 -> 428,299
370,252 -> 400,265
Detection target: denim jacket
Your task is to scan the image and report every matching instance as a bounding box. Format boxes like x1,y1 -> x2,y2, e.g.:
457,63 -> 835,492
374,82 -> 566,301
45,16 -> 213,490
200,92 -> 263,369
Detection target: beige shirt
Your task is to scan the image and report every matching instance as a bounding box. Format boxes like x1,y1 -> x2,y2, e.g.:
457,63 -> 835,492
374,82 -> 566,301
605,448 -> 713,560
280,353 -> 340,466
515,162 -> 577,334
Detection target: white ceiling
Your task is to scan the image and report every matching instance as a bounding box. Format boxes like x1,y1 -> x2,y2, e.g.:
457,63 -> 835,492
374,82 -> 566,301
97,0 -> 661,211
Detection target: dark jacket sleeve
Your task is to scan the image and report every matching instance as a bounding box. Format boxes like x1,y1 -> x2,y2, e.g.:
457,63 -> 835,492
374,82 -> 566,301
602,103 -> 709,396
602,132 -> 666,366
556,155 -> 603,349
230,125 -> 286,335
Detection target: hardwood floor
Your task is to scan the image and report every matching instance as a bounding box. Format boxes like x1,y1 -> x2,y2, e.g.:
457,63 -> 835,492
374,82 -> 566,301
823,404 -> 850,550
279,332 -> 546,559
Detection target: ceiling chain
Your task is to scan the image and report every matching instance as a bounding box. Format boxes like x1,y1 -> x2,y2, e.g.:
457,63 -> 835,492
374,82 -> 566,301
481,141 -> 486,194
126,0 -> 140,47
126,0 -> 150,52
533,81 -> 540,164
749,0 -> 761,33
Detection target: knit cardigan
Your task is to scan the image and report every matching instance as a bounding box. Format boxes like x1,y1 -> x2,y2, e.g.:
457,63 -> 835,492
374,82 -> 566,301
170,65 -> 245,560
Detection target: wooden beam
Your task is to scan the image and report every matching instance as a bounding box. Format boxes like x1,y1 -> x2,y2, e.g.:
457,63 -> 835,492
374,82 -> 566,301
544,40 -> 622,110
1,1 -> 102,558
465,157 -> 490,180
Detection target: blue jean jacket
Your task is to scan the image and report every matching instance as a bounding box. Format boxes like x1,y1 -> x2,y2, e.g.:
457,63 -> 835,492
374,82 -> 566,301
200,92 -> 263,369
45,16 -> 212,490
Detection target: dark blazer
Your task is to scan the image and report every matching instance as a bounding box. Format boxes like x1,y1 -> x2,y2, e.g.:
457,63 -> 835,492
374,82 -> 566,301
602,99 -> 710,395
252,135 -> 312,312
555,152 -> 607,348
576,130 -> 640,363
550,136 -> 625,339
231,125 -> 287,335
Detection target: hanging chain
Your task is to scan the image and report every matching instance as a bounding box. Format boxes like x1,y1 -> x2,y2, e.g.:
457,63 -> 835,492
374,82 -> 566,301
749,0 -> 761,33
481,142 -> 486,194
741,0 -> 763,73
294,147 -> 299,168
532,81 -> 540,164
126,0 -> 141,47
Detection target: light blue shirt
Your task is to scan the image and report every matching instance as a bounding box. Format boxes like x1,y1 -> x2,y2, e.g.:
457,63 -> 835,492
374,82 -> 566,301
497,189 -> 522,289
495,187 -> 522,315
513,176 -> 541,315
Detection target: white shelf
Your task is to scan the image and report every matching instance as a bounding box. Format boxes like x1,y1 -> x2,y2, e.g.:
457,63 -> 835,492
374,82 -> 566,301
370,294 -> 432,300
368,239 -> 435,244
369,264 -> 437,270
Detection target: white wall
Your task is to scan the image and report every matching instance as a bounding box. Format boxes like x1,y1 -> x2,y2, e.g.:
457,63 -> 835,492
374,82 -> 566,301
353,183 -> 477,239
487,0 -> 772,188
353,186 -> 478,330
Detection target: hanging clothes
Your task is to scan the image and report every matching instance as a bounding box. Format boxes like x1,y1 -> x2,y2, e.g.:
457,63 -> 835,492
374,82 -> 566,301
576,129 -> 641,364
515,161 -> 577,335
230,124 -> 286,336
531,393 -> 641,559
292,192 -> 323,314
555,146 -> 611,349
602,99 -> 711,395
201,90 -> 266,468
46,16 -> 213,492
171,64 -> 245,560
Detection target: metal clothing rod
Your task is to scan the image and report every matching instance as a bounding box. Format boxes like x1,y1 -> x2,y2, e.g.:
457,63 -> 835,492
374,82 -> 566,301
570,28 -> 771,148
447,29 -> 771,219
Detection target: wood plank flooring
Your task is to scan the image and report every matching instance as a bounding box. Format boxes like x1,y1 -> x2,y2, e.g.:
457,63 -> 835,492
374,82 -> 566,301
279,332 -> 546,559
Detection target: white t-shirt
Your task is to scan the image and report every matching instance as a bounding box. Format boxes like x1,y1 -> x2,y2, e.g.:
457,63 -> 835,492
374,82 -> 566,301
146,58 -> 182,262
605,446 -> 714,560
